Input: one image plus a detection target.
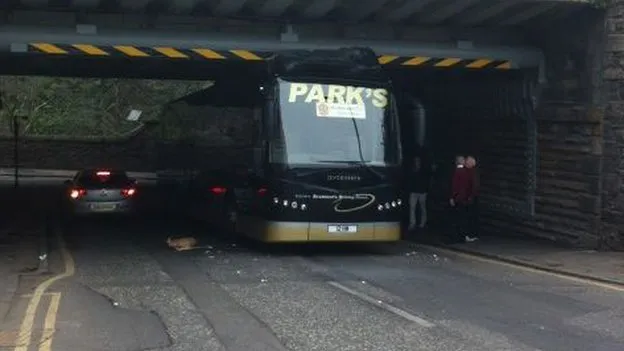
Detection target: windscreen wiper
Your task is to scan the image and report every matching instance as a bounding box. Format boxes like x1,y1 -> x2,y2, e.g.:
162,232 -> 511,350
349,108 -> 384,179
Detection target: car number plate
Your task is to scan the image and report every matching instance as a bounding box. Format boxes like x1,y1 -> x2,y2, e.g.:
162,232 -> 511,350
328,225 -> 357,233
91,203 -> 116,211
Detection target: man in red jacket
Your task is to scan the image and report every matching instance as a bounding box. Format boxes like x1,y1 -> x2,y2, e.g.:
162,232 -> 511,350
449,156 -> 470,243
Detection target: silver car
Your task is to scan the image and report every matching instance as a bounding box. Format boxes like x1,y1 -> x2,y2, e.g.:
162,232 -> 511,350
63,169 -> 138,215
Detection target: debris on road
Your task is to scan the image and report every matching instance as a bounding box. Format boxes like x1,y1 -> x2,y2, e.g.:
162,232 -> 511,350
166,236 -> 214,252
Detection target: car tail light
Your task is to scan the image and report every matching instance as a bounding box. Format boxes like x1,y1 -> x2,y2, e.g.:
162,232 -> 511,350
257,187 -> 268,196
121,187 -> 136,198
96,171 -> 111,176
210,186 -> 227,195
70,188 -> 87,199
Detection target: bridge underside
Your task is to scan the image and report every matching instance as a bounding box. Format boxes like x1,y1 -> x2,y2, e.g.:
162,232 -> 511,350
3,0 -> 590,27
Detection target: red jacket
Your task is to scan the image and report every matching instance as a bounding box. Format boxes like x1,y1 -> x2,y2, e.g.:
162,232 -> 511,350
451,167 -> 471,205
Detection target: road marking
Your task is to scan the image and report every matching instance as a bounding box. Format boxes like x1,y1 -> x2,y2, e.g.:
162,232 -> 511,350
19,292 -> 56,299
417,244 -> 624,293
327,281 -> 435,328
14,229 -> 75,351
38,292 -> 61,351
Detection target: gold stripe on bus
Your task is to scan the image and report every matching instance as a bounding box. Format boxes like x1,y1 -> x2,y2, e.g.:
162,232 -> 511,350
401,57 -> 430,66
434,58 -> 462,67
192,48 -> 226,59
465,59 -> 492,68
72,44 -> 109,56
32,43 -> 67,54
378,55 -> 399,64
496,61 -> 512,69
154,47 -> 189,59
113,46 -> 150,57
230,50 -> 263,60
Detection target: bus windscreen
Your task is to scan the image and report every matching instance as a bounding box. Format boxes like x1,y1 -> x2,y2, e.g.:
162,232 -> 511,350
273,79 -> 399,166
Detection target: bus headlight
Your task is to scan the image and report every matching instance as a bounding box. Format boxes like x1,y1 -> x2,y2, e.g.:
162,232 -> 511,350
377,198 -> 402,211
273,197 -> 308,210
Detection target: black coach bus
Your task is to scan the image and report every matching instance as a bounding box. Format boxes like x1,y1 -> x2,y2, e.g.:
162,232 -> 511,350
181,48 -> 404,242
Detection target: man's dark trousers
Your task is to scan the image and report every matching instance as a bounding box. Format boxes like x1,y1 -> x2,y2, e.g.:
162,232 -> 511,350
466,197 -> 479,238
450,203 -> 468,243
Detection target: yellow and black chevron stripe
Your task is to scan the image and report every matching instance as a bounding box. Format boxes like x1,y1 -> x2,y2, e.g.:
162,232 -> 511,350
28,43 -> 269,61
27,43 -> 513,70
377,55 -> 512,70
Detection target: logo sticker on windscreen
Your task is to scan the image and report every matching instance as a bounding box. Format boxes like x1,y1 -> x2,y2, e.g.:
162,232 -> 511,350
315,102 -> 366,119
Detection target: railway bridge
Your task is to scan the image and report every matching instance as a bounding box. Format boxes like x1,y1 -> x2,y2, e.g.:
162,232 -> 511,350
0,0 -> 622,249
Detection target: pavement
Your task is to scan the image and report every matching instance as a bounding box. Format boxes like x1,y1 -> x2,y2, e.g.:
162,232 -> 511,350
2,216 -> 622,351
406,229 -> 624,287
0,214 -> 45,326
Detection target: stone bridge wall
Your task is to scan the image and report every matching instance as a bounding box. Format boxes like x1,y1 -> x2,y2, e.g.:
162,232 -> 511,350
479,7 -> 611,249
600,0 -> 624,250
0,127 -> 154,171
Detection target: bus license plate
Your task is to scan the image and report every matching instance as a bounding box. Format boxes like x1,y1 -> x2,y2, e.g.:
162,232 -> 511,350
328,225 -> 357,234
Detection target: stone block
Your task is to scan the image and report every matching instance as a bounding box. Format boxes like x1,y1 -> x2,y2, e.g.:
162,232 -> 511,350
603,173 -> 622,194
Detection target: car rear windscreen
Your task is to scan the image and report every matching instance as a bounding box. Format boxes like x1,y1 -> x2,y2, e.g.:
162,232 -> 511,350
78,172 -> 130,187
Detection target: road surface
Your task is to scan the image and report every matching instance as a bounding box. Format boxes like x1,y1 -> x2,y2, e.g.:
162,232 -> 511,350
6,217 -> 624,351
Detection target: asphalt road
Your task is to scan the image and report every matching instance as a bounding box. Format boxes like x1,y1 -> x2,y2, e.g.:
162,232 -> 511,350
16,216 -> 624,351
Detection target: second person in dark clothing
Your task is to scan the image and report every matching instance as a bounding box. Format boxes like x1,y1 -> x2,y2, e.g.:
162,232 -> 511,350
465,156 -> 479,242
408,156 -> 431,230
449,156 -> 470,243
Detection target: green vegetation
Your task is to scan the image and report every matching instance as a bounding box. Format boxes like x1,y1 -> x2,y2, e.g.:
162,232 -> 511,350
0,76 -> 208,137
589,0 -> 609,9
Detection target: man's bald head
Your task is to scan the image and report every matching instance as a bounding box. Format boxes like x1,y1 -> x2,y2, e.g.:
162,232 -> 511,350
466,156 -> 476,168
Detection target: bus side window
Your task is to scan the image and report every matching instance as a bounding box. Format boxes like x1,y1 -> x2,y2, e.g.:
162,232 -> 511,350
267,84 -> 285,164
253,106 -> 264,175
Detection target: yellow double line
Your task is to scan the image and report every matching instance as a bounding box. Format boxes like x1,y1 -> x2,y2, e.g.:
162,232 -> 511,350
13,232 -> 75,351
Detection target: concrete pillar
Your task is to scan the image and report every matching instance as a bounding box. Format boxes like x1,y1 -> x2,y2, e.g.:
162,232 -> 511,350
600,0 -> 624,250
